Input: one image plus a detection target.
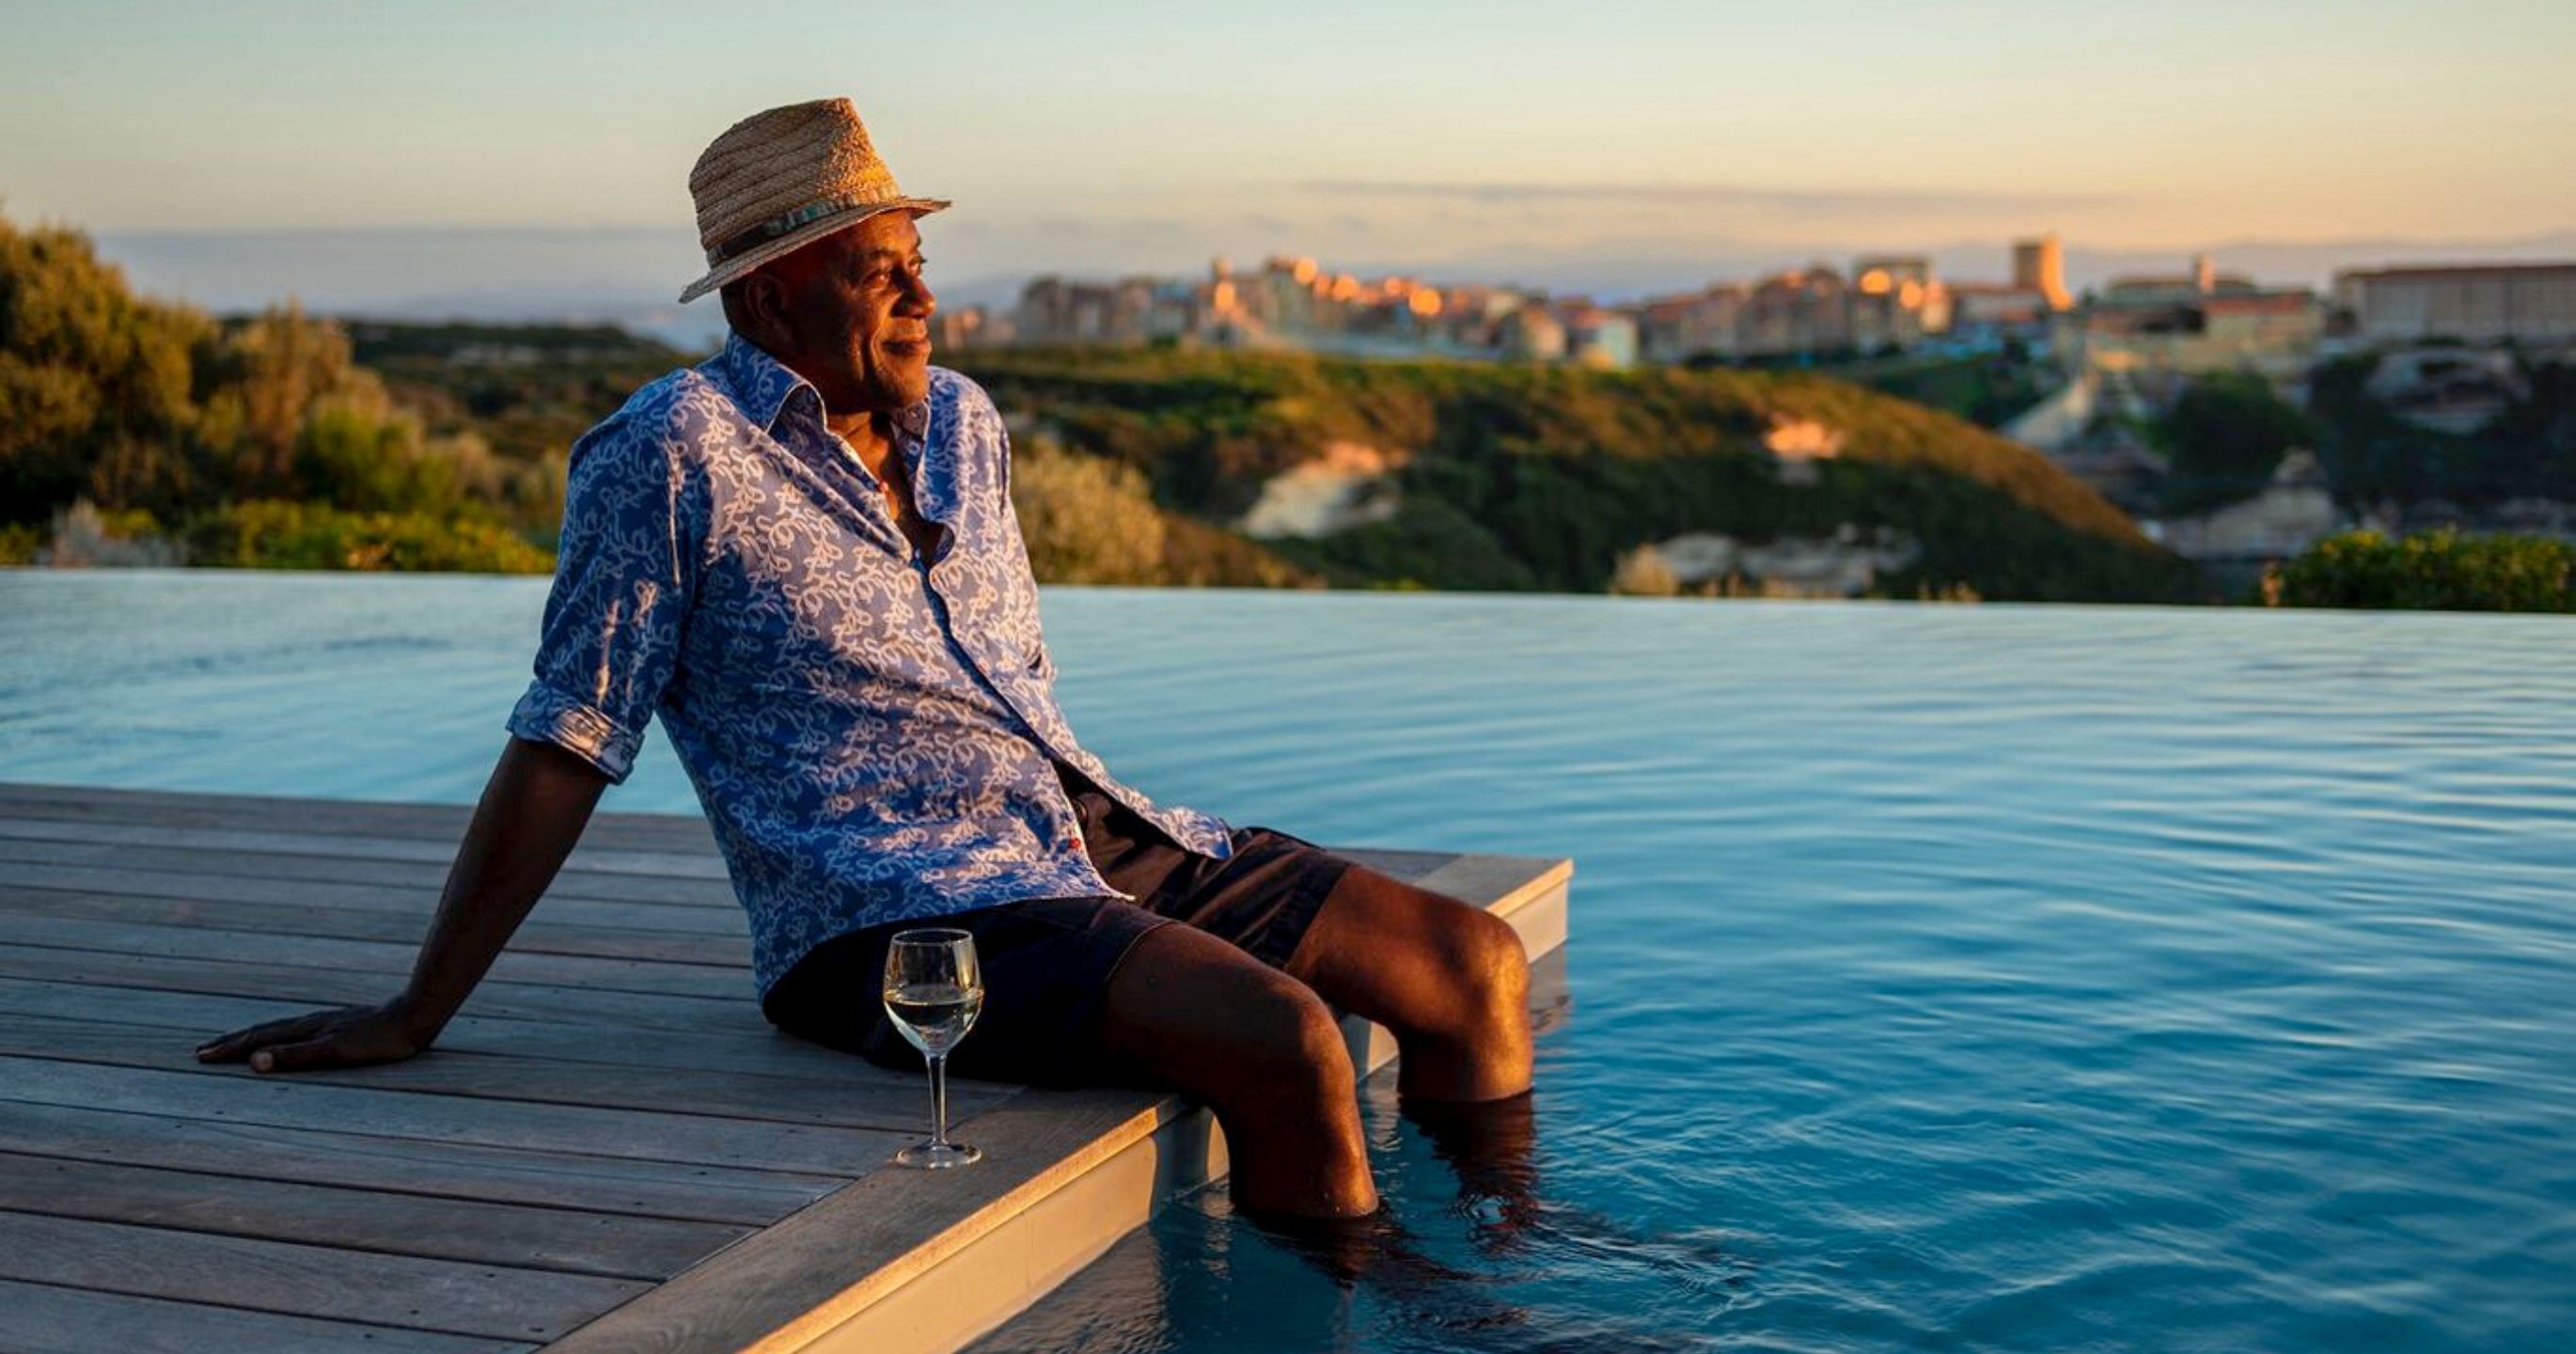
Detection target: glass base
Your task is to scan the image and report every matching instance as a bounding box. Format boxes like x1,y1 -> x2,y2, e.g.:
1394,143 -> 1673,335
895,1140 -> 983,1170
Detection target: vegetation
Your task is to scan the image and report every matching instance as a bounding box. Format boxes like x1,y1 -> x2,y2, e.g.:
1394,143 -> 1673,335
181,499 -> 554,574
8,210 -> 2195,600
2273,529 -> 2572,613
1686,344 -> 2050,430
2307,352 -> 2576,506
955,347 -> 2198,602
2155,371 -> 2322,512
2,214 -> 558,573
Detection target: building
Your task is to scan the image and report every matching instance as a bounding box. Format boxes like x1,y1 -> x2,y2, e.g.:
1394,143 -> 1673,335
2012,233 -> 2074,311
1015,276 -> 1161,346
1563,307 -> 1639,369
1943,283 -> 2054,352
2063,254 -> 2319,379
1633,285 -> 1747,363
2332,262 -> 2576,345
1496,305 -> 1567,362
1848,255 -> 1948,351
930,305 -> 1007,352
1742,267 -> 1852,356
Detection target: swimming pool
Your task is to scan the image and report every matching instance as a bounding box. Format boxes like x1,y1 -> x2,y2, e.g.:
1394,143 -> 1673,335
4,570 -> 2570,1351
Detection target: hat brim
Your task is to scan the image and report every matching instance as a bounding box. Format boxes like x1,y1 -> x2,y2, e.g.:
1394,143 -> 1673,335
677,197 -> 951,304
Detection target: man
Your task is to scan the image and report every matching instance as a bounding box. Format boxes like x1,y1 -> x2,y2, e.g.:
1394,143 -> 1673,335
196,98 -> 1531,1222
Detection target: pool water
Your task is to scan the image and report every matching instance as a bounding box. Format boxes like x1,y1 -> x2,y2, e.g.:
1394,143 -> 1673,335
4,570 -> 2572,1352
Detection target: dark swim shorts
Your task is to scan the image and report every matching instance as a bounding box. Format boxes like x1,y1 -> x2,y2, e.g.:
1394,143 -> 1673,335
759,764 -> 1355,1088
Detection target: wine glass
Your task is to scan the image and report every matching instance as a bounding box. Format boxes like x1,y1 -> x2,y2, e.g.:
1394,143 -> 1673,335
883,927 -> 985,1168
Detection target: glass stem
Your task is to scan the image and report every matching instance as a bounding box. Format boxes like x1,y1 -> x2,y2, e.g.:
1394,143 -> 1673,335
928,1051 -> 950,1147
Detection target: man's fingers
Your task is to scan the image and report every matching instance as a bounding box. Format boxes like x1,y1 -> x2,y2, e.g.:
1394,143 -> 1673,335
249,1036 -> 356,1075
196,1015 -> 326,1063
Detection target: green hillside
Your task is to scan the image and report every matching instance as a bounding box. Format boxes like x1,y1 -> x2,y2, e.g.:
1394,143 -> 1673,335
6,213 -> 2191,599
955,348 -> 2198,602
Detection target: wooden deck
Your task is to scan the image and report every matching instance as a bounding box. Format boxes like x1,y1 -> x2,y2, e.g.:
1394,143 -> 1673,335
0,782 -> 1571,1354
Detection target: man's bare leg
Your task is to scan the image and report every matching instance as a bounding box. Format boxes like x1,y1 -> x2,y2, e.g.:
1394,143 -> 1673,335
1284,865 -> 1534,1103
1098,922 -> 1378,1220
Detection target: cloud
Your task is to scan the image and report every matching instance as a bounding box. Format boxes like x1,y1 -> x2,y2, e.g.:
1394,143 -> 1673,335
1296,180 -> 2124,215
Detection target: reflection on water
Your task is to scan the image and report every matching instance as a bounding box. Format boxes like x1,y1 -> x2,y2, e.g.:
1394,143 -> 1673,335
5,571 -> 2574,1352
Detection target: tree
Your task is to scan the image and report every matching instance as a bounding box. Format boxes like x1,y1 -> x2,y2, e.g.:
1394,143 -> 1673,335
0,214 -> 207,521
2158,371 -> 2319,512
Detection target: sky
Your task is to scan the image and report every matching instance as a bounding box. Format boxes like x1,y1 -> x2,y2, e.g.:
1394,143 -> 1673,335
5,0 -> 2572,333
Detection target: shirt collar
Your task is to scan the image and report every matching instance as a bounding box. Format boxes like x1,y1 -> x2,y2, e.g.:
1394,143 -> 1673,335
716,330 -> 932,444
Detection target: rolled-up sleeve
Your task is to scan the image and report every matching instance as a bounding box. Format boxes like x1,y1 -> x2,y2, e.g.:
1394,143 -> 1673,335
506,417 -> 700,783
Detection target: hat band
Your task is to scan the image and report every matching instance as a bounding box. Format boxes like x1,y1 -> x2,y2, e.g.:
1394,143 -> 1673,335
705,195 -> 883,266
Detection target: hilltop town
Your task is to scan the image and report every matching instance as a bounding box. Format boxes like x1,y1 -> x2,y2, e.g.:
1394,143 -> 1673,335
935,243 -> 2576,585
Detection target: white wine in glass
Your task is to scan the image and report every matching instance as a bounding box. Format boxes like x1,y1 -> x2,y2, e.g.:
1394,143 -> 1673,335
884,928 -> 984,1169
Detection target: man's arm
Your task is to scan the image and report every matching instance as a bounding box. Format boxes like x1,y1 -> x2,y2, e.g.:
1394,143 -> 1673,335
195,737 -> 610,1074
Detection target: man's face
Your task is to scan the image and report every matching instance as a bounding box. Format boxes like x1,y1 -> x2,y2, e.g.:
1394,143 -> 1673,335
759,211 -> 937,415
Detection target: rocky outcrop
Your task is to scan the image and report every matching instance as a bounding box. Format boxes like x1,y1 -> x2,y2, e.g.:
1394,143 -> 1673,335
2144,449 -> 2339,560
1627,525 -> 1920,597
1235,441 -> 1406,538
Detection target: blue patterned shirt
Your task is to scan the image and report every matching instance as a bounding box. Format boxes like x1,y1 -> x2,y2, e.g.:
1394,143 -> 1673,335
507,333 -> 1233,996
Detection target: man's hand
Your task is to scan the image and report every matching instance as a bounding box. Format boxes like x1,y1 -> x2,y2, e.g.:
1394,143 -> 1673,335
196,998 -> 433,1075
187,737 -> 610,1077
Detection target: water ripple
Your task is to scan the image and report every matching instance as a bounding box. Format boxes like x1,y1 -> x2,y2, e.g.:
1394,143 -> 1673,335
6,575 -> 2573,1351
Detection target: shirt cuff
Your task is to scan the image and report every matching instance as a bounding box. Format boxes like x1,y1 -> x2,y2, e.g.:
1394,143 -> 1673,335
506,681 -> 645,783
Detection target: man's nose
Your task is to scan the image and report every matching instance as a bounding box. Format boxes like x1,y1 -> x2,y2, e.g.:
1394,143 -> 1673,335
897,268 -> 935,317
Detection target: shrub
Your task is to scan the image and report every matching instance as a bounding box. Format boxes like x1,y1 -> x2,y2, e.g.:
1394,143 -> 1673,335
1609,544 -> 1682,597
181,499 -> 553,575
2274,528 -> 2572,612
2159,371 -> 2319,512
1008,442 -> 1169,585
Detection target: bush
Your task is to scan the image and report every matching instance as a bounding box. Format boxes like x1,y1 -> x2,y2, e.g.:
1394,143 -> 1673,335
1008,442 -> 1169,585
1609,544 -> 1681,596
181,499 -> 553,575
2274,529 -> 2572,612
2159,372 -> 2318,512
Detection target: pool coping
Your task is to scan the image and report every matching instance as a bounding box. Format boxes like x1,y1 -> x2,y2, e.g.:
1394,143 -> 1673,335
544,855 -> 1572,1354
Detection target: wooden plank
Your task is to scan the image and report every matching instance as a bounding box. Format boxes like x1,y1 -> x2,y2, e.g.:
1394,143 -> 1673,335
0,801 -> 1476,896
0,787 -> 1479,890
0,977 -> 931,1083
0,835 -> 741,909
0,944 -> 776,1035
0,782 -> 720,854
0,837 -> 1463,912
0,886 -> 752,965
0,1209 -> 650,1342
0,1101 -> 836,1225
0,1153 -> 750,1280
1329,846 -> 1458,882
1411,852 -> 1571,914
541,853 -> 1576,1354
0,815 -> 730,880
2,915 -> 750,996
0,1057 -> 908,1177
0,1012 -> 1007,1131
541,1087 -> 1207,1354
0,1278 -> 534,1354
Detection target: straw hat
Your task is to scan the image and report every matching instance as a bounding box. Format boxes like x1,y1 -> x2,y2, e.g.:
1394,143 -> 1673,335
677,98 -> 950,305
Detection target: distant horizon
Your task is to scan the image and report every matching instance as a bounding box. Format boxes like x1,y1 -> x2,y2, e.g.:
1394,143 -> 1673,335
6,0 -> 2570,332
55,219 -> 2576,353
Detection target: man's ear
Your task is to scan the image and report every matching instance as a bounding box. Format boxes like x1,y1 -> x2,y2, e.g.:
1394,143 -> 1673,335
736,272 -> 788,348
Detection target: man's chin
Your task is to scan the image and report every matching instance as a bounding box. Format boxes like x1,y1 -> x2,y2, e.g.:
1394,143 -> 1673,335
868,354 -> 934,408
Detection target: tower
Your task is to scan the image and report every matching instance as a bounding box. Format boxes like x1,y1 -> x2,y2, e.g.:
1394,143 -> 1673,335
2012,233 -> 2073,311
